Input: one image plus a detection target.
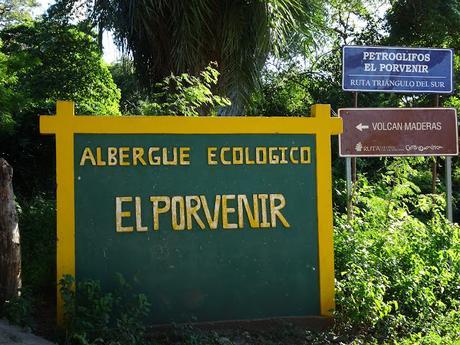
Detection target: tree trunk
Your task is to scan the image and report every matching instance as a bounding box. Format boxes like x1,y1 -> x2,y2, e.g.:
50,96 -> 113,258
0,158 -> 21,308
98,22 -> 104,52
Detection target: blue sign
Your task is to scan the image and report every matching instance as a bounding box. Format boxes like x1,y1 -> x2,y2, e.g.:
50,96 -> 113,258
342,46 -> 454,94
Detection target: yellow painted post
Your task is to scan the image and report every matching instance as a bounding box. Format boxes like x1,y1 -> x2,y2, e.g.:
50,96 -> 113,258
311,104 -> 342,316
40,101 -> 76,325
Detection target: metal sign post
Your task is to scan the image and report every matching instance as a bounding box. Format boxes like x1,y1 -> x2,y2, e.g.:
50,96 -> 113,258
346,92 -> 358,220
346,156 -> 352,221
446,156 -> 453,221
432,95 -> 453,222
432,95 -> 440,194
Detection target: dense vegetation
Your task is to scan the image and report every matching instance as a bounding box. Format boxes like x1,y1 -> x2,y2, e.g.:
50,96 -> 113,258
0,0 -> 459,344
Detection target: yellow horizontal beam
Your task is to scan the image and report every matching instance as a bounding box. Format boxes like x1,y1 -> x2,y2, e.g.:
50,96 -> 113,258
40,113 -> 342,136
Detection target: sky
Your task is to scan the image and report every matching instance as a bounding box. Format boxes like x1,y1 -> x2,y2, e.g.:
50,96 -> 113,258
34,0 -> 120,63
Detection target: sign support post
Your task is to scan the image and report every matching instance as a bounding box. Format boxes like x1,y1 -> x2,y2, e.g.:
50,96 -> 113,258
446,156 -> 453,221
42,101 -> 76,324
346,157 -> 352,220
435,95 -> 454,222
432,95 -> 440,194
431,94 -> 453,222
352,92 -> 358,184
346,92 -> 358,221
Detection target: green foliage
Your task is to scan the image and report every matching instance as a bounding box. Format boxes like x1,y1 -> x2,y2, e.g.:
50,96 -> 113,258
394,309 -> 460,344
0,0 -> 38,29
139,62 -> 231,116
109,59 -> 143,114
0,41 -> 16,136
109,60 -> 230,116
247,66 -> 313,116
0,21 -> 120,197
1,21 -> 120,116
18,194 -> 56,291
0,289 -> 34,327
59,274 -> 151,345
387,0 -> 460,47
248,1 -> 393,116
334,159 -> 460,341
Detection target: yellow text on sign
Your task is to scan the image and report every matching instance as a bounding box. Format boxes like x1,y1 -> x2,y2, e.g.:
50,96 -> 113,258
115,193 -> 290,232
79,146 -> 311,166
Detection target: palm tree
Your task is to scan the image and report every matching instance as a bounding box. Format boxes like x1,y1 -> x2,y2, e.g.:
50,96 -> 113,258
48,0 -> 324,113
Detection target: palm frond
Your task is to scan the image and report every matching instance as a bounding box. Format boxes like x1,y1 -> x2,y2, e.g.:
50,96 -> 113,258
47,0 -> 325,113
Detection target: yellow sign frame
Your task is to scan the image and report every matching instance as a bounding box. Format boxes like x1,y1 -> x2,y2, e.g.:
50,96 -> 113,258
40,101 -> 343,323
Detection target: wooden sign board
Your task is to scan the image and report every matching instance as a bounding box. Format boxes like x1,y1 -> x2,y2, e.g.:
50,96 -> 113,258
40,102 -> 342,325
339,108 -> 458,157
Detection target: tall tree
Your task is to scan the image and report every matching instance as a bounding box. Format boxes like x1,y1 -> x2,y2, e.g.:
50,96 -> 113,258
386,0 -> 460,48
0,158 -> 21,310
47,0 -> 324,113
248,0 -> 391,116
0,21 -> 120,196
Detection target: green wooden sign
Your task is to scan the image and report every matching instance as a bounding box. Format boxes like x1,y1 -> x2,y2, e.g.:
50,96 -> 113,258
40,102 -> 342,325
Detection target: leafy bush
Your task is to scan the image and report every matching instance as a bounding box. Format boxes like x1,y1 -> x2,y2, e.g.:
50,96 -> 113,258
18,194 -> 56,292
0,21 -> 121,198
0,288 -> 34,327
334,159 -> 460,341
139,62 -> 231,116
0,40 -> 16,136
59,274 -> 151,345
0,21 -> 120,117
